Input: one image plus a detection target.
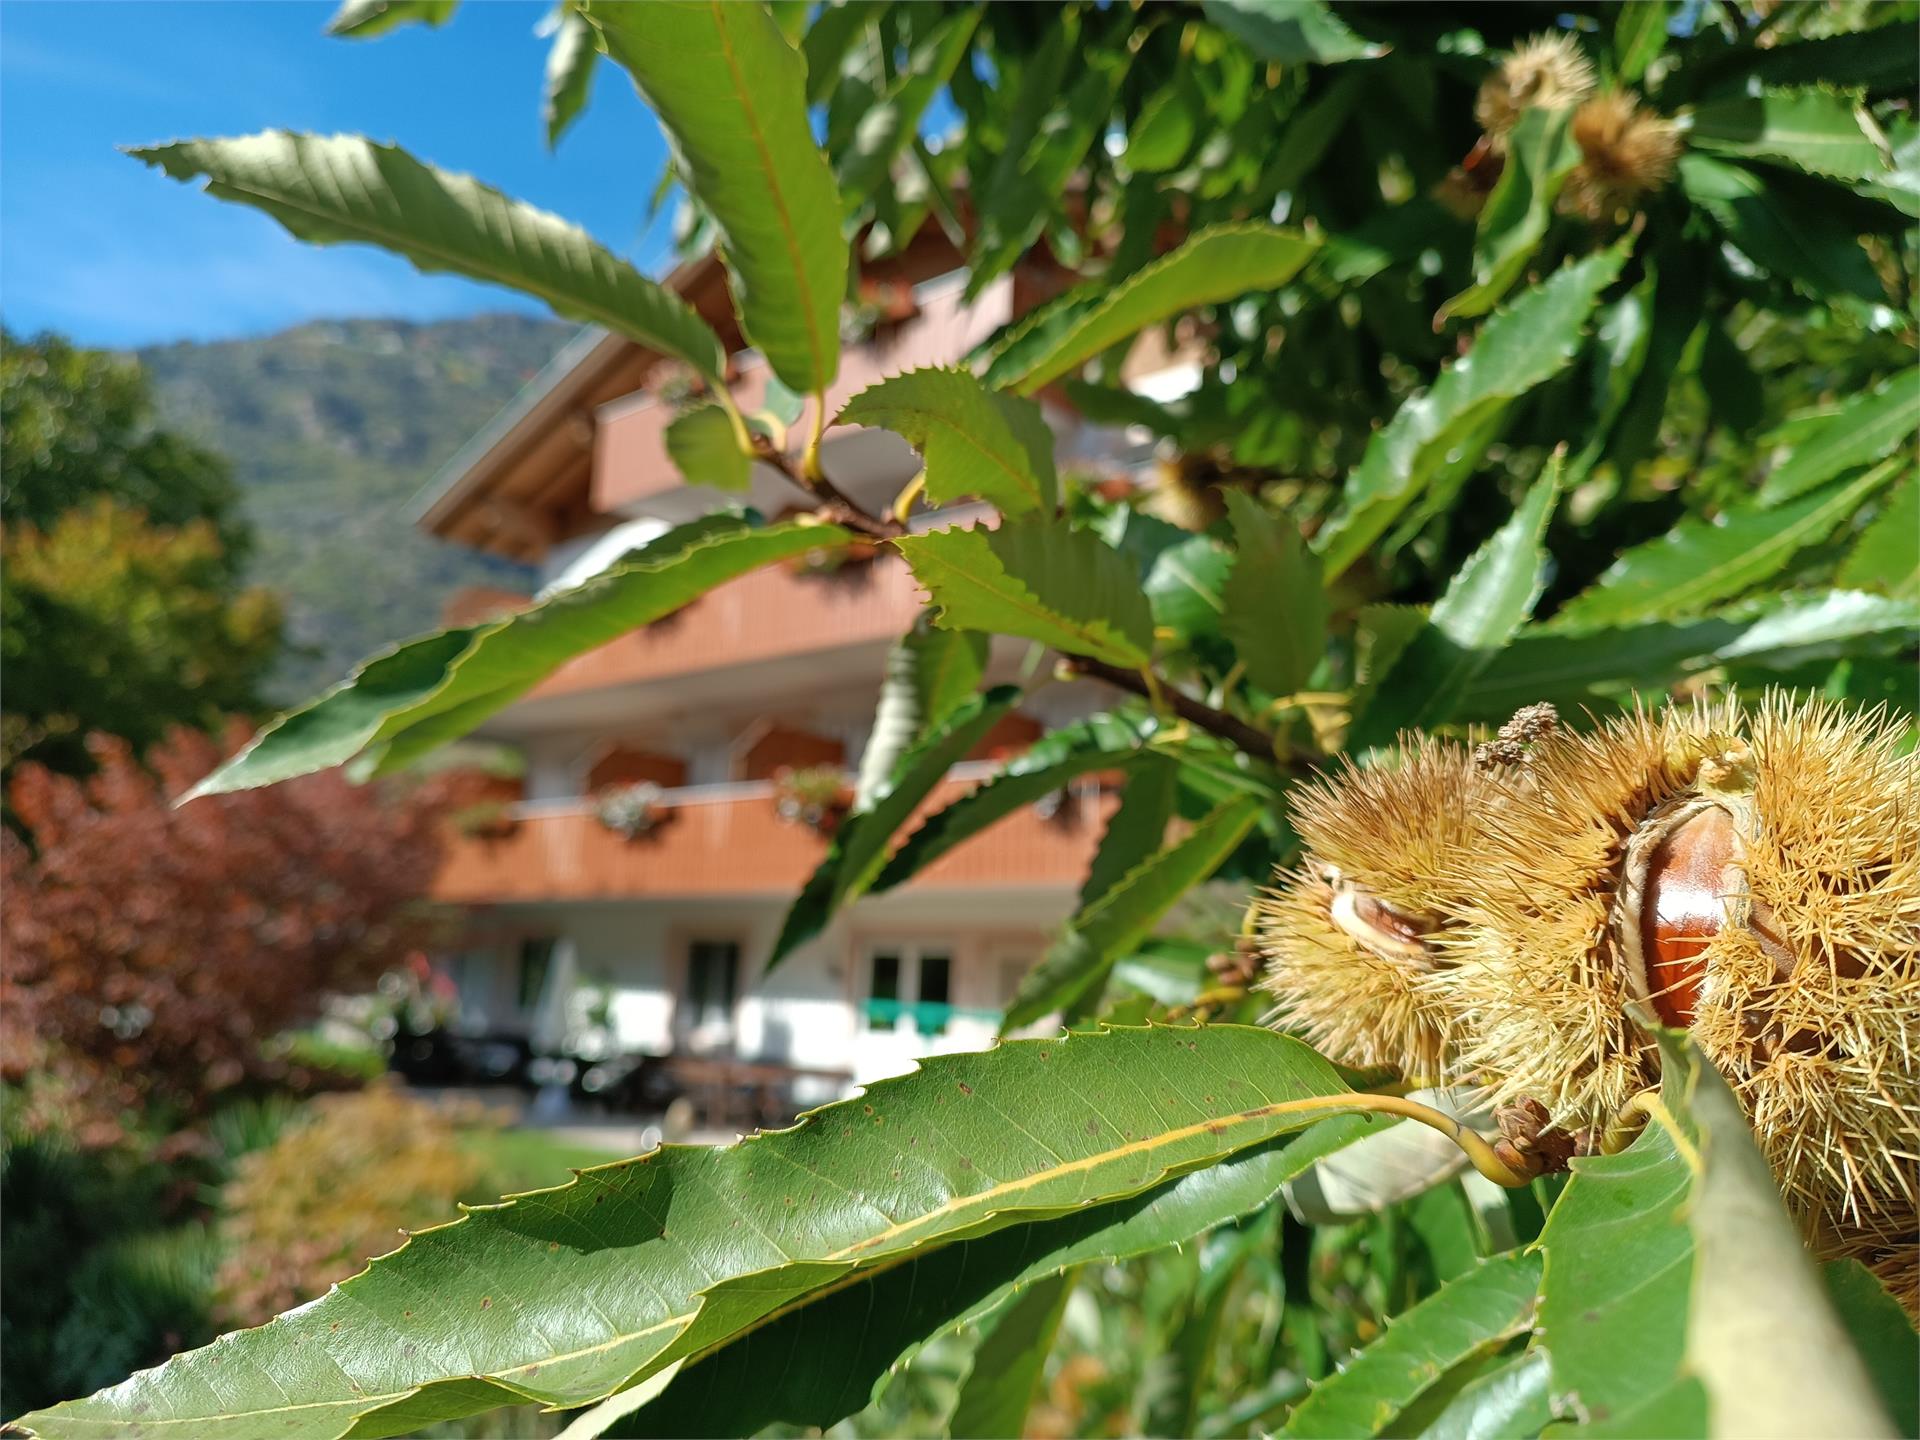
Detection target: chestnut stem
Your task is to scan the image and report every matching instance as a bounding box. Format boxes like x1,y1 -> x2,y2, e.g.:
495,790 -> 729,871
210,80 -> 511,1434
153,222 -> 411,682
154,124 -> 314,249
1345,1092 -> 1541,1188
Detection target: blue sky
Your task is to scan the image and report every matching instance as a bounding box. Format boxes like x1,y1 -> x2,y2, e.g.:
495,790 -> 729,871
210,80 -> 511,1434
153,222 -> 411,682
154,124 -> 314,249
1,1 -> 674,348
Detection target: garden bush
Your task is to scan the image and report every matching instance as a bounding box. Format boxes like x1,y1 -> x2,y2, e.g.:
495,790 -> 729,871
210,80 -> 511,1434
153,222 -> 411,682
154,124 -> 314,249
215,1085 -> 486,1327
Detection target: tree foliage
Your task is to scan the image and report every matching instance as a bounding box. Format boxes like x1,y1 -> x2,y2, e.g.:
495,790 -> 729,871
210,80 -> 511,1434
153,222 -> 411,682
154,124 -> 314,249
13,2 -> 1917,1437
1,329 -> 244,546
215,1085 -> 483,1328
0,330 -> 281,777
2,502 -> 281,778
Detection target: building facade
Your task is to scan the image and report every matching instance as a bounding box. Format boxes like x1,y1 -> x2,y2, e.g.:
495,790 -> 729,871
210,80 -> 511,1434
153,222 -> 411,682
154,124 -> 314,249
413,234 -> 1177,1096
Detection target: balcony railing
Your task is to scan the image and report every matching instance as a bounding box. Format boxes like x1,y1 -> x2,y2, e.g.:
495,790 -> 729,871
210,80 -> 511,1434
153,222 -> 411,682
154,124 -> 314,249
433,772 -> 1112,905
862,998 -> 1000,1036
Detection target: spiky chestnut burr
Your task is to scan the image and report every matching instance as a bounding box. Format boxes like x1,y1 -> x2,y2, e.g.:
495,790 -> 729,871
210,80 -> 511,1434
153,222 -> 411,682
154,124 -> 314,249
1474,32 -> 1596,145
1257,695 -> 1919,1304
1435,694 -> 1917,1285
1148,452 -> 1261,532
1563,89 -> 1682,220
1685,697 -> 1918,1251
1422,701 -> 1739,1126
1255,736 -> 1516,1076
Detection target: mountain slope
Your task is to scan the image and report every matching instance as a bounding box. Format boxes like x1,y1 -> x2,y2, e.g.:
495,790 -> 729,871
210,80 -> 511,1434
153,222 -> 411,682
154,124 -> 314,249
139,314 -> 571,699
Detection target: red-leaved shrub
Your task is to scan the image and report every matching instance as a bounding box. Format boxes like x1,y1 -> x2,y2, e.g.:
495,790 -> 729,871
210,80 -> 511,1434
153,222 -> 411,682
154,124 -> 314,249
2,726 -> 461,1124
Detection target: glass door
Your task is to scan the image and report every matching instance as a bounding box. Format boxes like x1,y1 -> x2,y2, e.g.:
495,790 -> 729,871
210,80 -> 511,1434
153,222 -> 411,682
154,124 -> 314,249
861,945 -> 955,1037
857,943 -> 957,1082
679,938 -> 741,1053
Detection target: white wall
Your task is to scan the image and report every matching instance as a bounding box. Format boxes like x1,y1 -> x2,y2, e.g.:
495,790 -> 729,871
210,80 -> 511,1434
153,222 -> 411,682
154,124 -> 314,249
521,733 -> 591,802
452,886 -> 1074,1098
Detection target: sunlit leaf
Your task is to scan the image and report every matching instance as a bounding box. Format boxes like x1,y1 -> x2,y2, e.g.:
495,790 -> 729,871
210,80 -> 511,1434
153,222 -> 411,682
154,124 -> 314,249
188,517 -> 837,797
945,1271 -> 1075,1440
1459,589 -> 1920,720
840,368 -> 1057,515
871,710 -> 1158,892
1689,90 -> 1890,182
1553,466 -> 1895,631
130,132 -> 726,386
1077,751 -> 1179,909
1418,1350 -> 1553,1440
1757,369 -> 1920,504
1837,476 -> 1919,599
12,1027 -> 1370,1440
1125,71 -> 1205,173
1535,1034 -> 1896,1438
898,518 -> 1156,669
326,0 -> 455,38
1199,0 -> 1385,64
983,224 -> 1320,395
1144,531 -> 1233,652
1614,1 -> 1670,84
662,403 -> 750,491
1315,246 -> 1625,580
801,0 -> 889,107
1278,1251 -> 1543,1439
1003,795 -> 1264,1029
771,687 -> 1019,968
1220,491 -> 1326,700
967,17 -> 1132,295
605,1106 -> 1392,1440
542,5 -> 600,148
836,8 -> 981,211
1440,107 -> 1580,323
587,1 -> 848,393
1347,466 -> 1559,751
853,618 -> 989,808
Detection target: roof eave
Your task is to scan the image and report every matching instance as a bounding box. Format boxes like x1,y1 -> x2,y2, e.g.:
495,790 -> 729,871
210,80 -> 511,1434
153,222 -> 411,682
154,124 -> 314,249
406,324 -> 621,530
407,249 -> 727,535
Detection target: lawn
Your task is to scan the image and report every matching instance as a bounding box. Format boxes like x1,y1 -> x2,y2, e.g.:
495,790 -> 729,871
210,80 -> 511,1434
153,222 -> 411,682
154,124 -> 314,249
458,1126 -> 630,1200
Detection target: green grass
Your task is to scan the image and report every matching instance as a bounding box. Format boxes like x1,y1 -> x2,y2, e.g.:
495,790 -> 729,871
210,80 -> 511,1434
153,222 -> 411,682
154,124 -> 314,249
276,1031 -> 387,1084
458,1127 -> 632,1200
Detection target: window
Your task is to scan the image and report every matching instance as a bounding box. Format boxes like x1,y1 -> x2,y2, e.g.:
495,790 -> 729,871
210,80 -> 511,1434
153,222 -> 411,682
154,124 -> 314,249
516,937 -> 556,1011
867,952 -> 902,1031
685,940 -> 740,1029
917,953 -> 952,1036
864,947 -> 955,1037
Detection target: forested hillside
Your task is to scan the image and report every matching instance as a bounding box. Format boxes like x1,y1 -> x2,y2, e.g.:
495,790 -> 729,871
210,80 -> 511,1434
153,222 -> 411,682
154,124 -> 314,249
139,314 -> 569,697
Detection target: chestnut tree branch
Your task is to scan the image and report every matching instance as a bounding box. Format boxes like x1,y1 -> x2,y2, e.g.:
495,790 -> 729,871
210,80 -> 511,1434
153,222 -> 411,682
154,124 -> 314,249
754,427 -> 1300,776
752,434 -> 905,540
1065,656 -> 1316,776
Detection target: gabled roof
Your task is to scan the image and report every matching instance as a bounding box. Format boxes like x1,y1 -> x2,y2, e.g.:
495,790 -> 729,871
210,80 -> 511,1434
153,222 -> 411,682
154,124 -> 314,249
407,323 -> 613,526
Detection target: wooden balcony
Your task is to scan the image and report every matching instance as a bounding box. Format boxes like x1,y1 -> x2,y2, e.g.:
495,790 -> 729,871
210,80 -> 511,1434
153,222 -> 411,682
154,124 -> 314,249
526,552 -> 925,702
433,775 -> 1111,905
